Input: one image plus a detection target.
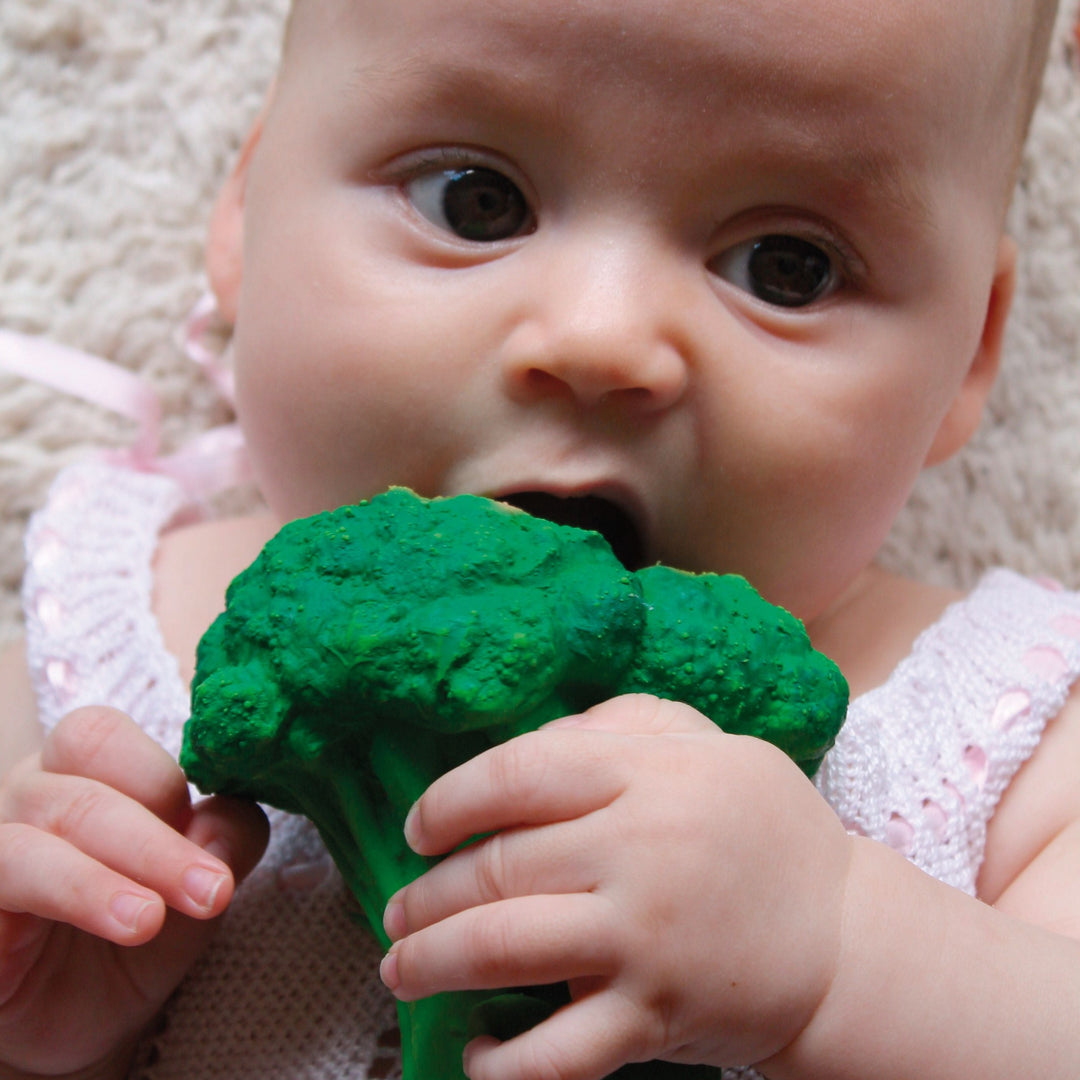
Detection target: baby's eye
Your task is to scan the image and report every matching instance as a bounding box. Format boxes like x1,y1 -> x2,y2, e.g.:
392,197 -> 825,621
405,166 -> 534,242
711,234 -> 837,308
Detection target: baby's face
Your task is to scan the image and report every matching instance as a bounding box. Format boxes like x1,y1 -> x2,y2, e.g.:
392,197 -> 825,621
231,0 -> 1019,624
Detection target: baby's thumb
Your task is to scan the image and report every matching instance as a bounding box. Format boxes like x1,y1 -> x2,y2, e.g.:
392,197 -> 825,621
186,794 -> 270,887
119,796 -> 269,1007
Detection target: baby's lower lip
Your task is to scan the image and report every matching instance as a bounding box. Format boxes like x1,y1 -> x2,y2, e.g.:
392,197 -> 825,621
496,491 -> 647,571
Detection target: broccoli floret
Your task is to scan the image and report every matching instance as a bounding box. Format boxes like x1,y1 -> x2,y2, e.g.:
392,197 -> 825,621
180,488 -> 848,1079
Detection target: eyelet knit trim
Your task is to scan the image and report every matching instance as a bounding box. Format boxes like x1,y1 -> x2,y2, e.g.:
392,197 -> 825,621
816,568 -> 1080,895
23,460 -> 192,759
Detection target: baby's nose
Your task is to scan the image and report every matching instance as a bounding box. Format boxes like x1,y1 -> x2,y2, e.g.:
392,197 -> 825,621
500,232 -> 691,413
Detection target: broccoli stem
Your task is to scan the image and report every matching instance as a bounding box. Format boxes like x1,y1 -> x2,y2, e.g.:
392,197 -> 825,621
310,763 -> 428,948
400,992 -> 493,1079
308,758 -> 506,1079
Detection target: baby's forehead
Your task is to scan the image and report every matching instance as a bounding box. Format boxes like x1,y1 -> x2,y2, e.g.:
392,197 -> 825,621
290,0 -> 1031,91
284,0 -> 1042,200
295,0 -> 1031,44
293,1 -> 1023,117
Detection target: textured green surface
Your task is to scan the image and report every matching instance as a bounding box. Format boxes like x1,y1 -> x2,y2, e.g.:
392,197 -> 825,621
181,488 -> 848,1079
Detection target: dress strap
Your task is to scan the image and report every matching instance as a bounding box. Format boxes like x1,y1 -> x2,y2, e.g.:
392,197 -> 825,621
22,461 -> 193,758
818,569 -> 1080,894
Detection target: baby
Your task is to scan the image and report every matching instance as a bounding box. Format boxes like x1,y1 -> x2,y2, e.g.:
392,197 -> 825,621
1,0 -> 1078,1077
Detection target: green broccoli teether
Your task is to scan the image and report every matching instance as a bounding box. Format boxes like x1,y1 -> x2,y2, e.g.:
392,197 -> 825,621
180,487 -> 848,1080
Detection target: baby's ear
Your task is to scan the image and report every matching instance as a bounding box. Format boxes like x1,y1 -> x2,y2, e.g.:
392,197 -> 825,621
205,85 -> 274,325
924,234 -> 1017,466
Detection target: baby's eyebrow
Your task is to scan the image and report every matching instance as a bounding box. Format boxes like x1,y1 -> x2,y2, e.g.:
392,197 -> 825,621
809,141 -> 934,229
346,54 -> 548,121
348,53 -> 934,228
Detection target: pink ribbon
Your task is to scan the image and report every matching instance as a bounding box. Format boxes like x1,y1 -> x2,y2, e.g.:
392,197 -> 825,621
177,289 -> 237,405
0,293 -> 252,503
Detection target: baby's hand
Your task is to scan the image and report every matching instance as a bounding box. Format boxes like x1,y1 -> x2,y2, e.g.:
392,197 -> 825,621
0,706 -> 268,1078
381,694 -> 853,1080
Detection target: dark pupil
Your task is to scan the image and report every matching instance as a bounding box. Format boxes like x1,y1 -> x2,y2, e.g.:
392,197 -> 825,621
748,235 -> 832,307
442,168 -> 528,241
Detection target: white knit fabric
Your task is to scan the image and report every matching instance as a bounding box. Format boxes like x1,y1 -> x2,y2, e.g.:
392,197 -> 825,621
816,569 -> 1080,896
22,460 -> 1080,1078
23,461 -> 192,760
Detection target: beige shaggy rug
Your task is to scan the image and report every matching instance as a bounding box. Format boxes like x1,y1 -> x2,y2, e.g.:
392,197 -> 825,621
1,1 -> 1079,650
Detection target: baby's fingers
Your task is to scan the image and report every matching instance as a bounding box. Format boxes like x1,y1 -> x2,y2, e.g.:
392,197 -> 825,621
6,771 -> 233,924
381,893 -> 616,1001
385,818 -> 594,941
0,824 -> 164,945
41,706 -> 192,825
118,795 -> 269,1007
463,990 -> 647,1080
406,730 -> 627,857
184,794 -> 269,888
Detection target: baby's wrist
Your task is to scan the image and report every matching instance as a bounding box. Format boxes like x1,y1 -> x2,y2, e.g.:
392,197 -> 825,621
754,833 -> 884,1077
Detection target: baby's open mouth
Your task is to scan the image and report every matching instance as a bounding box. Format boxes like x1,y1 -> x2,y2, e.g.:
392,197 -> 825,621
499,491 -> 647,571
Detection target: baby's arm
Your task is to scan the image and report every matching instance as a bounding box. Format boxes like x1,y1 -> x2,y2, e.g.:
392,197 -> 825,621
977,680 -> 1080,930
0,647 -> 269,1080
383,692 -> 1080,1080
764,682 -> 1080,1079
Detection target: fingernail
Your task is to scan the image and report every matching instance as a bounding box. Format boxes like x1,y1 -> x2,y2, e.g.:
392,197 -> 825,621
182,865 -> 228,913
383,896 -> 407,941
110,892 -> 154,934
380,948 -> 400,992
403,802 -> 420,848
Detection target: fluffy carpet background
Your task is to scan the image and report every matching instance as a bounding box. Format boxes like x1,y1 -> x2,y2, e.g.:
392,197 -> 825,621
1,1 -> 1079,650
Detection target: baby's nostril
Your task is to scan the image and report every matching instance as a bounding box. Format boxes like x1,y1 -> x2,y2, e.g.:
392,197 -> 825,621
500,491 -> 645,570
